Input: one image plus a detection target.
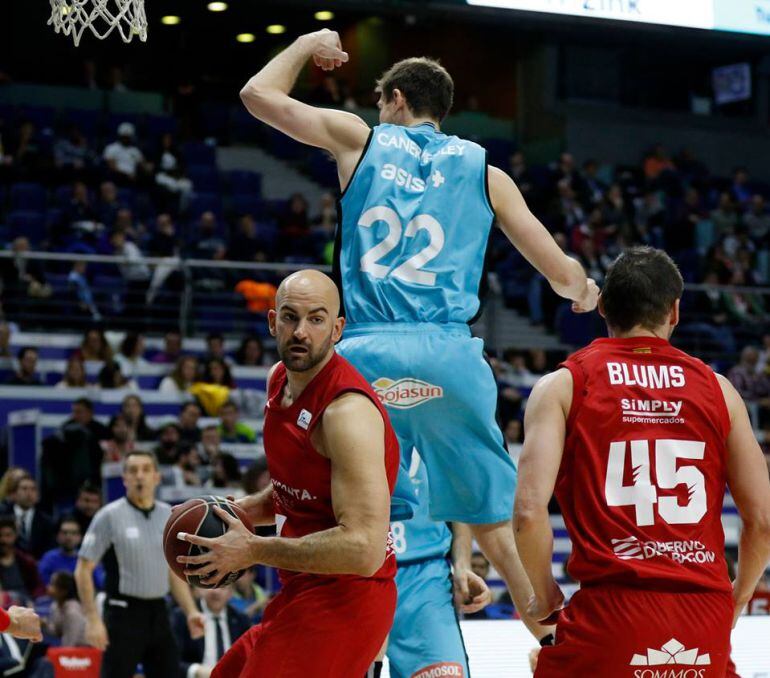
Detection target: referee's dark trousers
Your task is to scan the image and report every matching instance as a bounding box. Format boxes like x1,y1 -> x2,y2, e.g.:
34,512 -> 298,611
102,595 -> 179,678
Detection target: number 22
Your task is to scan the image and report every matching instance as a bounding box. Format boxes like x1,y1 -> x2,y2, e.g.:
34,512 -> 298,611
358,206 -> 445,286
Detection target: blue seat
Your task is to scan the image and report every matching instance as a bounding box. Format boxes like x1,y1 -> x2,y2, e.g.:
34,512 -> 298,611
10,183 -> 47,211
145,115 -> 178,140
61,109 -> 103,139
226,170 -> 262,197
187,192 -> 223,219
7,210 -> 47,244
308,151 -> 337,188
182,141 -> 217,168
20,106 -> 56,131
200,103 -> 232,140
93,275 -> 125,314
187,165 -> 220,192
230,195 -> 267,220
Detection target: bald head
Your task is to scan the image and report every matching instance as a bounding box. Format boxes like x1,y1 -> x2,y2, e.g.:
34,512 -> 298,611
270,270 -> 345,374
276,270 -> 341,317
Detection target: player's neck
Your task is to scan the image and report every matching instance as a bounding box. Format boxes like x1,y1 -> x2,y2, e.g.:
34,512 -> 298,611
403,115 -> 440,130
285,350 -> 335,403
610,325 -> 672,341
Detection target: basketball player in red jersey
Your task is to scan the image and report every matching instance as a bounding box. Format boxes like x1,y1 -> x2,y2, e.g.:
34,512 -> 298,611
176,269 -> 400,678
515,247 -> 770,677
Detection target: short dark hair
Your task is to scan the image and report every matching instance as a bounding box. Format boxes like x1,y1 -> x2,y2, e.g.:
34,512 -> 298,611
601,247 -> 683,333
17,346 -> 37,361
180,402 -> 201,415
206,332 -> 224,343
123,449 -> 159,471
220,400 -> 238,412
73,397 -> 94,411
0,516 -> 17,533
376,57 -> 454,122
57,515 -> 81,532
78,480 -> 101,497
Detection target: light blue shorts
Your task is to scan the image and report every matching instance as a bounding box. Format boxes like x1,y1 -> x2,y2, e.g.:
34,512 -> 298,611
337,322 -> 517,524
388,557 -> 469,678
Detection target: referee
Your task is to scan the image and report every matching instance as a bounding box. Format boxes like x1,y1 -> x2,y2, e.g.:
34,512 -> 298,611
75,450 -> 205,678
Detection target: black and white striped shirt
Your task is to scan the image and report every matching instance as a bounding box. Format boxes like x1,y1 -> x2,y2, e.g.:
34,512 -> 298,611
80,497 -> 172,600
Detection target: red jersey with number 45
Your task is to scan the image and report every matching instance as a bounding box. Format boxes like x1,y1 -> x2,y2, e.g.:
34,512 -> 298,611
557,336 -> 732,594
263,352 -> 399,584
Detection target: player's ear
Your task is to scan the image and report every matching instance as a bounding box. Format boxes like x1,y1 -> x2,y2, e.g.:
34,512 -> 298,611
392,88 -> 406,112
670,298 -> 680,328
267,309 -> 277,337
597,293 -> 606,319
332,316 -> 345,343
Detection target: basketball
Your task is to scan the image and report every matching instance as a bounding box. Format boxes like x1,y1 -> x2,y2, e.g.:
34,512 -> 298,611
163,496 -> 252,589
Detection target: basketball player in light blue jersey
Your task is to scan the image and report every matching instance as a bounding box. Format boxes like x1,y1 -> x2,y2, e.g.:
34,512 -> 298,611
387,452 -> 489,678
239,28 -> 598,642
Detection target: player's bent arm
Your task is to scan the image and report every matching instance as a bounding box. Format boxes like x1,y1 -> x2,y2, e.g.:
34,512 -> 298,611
248,393 -> 391,576
488,166 -> 593,307
236,484 -> 276,527
717,374 -> 770,606
451,522 -> 474,572
514,369 -> 573,602
239,33 -> 370,160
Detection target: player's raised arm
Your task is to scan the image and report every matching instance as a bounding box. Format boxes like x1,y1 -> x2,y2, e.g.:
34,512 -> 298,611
717,374 -> 770,626
488,165 -> 598,312
514,368 -> 573,622
239,29 -> 370,164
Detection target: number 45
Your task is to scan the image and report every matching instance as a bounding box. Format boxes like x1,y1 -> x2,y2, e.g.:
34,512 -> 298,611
605,439 -> 707,527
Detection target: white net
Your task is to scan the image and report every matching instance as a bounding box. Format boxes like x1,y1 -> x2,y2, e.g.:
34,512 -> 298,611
48,0 -> 148,47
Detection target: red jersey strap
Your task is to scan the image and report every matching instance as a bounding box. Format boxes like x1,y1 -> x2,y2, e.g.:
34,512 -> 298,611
0,607 -> 9,632
305,387 -> 383,438
558,359 -> 585,432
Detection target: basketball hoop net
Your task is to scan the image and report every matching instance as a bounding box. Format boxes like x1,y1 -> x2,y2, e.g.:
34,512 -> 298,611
48,0 -> 148,47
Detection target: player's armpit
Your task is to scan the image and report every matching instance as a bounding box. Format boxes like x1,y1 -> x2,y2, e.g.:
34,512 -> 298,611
319,392 -> 391,576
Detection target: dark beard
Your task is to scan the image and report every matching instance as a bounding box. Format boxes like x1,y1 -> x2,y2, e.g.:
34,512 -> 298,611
277,335 -> 332,373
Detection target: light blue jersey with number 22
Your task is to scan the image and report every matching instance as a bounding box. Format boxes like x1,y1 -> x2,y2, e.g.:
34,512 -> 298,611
337,122 -> 493,324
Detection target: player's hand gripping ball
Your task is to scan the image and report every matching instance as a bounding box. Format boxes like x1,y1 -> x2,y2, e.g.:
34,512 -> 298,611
164,496 -> 252,588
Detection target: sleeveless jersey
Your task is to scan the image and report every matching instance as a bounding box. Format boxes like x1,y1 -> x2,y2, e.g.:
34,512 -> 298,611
557,336 -> 732,593
337,122 -> 493,324
393,452 -> 452,565
263,352 -> 400,584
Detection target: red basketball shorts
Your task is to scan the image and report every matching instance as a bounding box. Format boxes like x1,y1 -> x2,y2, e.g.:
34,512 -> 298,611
535,585 -> 733,678
211,575 -> 396,678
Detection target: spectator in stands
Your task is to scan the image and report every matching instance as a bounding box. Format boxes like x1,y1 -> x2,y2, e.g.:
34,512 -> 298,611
0,516 -> 44,598
115,332 -> 148,380
711,192 -> 739,237
114,208 -> 143,243
75,328 -> 113,362
207,452 -> 242,492
168,443 -> 203,487
218,400 -> 255,444
190,211 -> 227,262
55,355 -> 89,389
0,237 -> 50,314
96,180 -> 121,228
489,357 -> 523,424
198,426 -> 222,467
146,214 -> 181,258
241,458 -> 270,497
171,586 -> 251,678
99,413 -> 135,462
228,214 -> 271,263
61,181 -> 102,244
643,143 -> 675,180
71,482 -> 102,536
5,347 -> 42,386
38,517 -> 104,588
552,152 -> 585,197
732,167 -> 753,207
178,402 -> 203,446
68,260 -> 102,322
507,151 -> 534,201
202,357 -> 235,389
0,469 -> 28,508
580,159 -> 607,208
102,122 -> 150,184
109,229 -> 152,297
154,133 -> 193,214
722,268 -> 767,324
97,360 -> 138,390
277,193 -> 313,259
0,322 -> 12,358
231,567 -> 270,622
669,187 -> 706,253
66,398 -> 109,441
45,571 -> 88,646
54,125 -> 95,181
234,336 -> 265,367
152,329 -> 184,364
744,195 -> 770,245
7,475 -> 55,559
202,332 -> 231,365
728,347 -> 770,425
121,394 -> 156,441
6,120 -> 46,179
155,422 -> 182,465
159,355 -> 198,396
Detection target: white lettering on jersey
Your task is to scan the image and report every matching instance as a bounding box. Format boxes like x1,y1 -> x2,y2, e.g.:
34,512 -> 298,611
380,163 -> 426,193
375,131 -> 468,164
606,362 -> 686,388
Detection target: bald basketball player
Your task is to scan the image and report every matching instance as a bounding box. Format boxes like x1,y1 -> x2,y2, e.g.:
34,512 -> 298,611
177,270 -> 401,678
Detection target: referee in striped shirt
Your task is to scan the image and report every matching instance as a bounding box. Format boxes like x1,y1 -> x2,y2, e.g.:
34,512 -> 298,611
75,450 -> 205,678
